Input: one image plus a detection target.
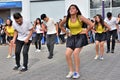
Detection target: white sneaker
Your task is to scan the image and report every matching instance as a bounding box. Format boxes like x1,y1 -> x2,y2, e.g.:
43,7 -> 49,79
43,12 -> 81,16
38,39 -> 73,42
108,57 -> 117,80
72,72 -> 80,79
12,55 -> 15,59
37,49 -> 41,52
35,49 -> 41,52
94,55 -> 99,60
66,72 -> 73,78
6,55 -> 11,58
99,56 -> 104,60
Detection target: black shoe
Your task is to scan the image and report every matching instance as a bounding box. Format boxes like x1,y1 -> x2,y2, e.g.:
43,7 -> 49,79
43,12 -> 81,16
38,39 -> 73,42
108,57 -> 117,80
106,50 -> 110,53
111,50 -> 114,53
13,65 -> 20,70
48,56 -> 53,59
20,67 -> 28,72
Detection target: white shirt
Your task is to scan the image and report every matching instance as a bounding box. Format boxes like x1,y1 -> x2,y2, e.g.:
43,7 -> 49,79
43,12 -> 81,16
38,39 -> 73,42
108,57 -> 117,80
45,18 -> 56,35
36,25 -> 43,34
60,30 -> 65,35
104,17 -> 117,31
13,19 -> 32,41
118,24 -> 120,32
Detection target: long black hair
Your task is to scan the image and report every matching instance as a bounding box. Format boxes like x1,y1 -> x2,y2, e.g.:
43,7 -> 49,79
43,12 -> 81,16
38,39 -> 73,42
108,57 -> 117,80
66,4 -> 82,28
118,13 -> 120,24
36,18 -> 41,25
95,14 -> 104,29
5,18 -> 12,26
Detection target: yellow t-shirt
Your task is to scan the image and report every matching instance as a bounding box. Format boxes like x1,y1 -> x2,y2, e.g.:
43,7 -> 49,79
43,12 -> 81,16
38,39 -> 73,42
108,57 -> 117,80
6,26 -> 14,36
68,19 -> 83,35
96,24 -> 105,33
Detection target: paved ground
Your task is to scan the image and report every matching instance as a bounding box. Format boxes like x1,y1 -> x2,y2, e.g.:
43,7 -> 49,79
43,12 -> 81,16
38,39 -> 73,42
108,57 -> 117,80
0,43 -> 120,80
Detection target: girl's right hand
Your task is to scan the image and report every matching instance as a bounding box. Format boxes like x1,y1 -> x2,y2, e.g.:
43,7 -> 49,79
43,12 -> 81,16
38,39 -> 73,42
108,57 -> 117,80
66,32 -> 71,37
10,39 -> 15,44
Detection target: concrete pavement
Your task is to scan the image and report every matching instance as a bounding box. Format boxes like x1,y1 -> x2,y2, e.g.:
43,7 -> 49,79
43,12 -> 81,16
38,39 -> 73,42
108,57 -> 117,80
0,43 -> 120,80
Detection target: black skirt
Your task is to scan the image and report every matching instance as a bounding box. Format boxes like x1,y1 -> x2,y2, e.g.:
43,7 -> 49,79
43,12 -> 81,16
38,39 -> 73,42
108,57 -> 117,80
66,34 -> 88,50
7,36 -> 13,42
95,32 -> 106,42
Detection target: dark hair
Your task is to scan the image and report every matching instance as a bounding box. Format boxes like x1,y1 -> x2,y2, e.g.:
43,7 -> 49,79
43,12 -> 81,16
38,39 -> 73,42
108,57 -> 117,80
36,18 -> 41,24
91,19 -> 94,23
5,18 -> 12,26
41,14 -> 47,20
66,4 -> 82,28
13,12 -> 22,19
118,13 -> 120,17
95,14 -> 104,29
118,13 -> 120,24
107,12 -> 112,18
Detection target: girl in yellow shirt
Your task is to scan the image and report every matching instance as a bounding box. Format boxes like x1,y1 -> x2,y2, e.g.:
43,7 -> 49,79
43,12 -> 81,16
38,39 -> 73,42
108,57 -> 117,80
59,4 -> 93,79
5,19 -> 15,58
93,14 -> 110,60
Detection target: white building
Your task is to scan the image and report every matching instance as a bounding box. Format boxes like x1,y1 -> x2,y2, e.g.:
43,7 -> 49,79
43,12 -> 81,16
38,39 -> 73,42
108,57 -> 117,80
30,0 -> 65,23
0,0 -> 119,24
0,0 -> 91,24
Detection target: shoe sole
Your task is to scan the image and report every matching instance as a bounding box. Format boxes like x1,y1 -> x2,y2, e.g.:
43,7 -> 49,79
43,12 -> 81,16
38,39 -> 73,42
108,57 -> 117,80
72,76 -> 80,79
66,75 -> 73,79
13,68 -> 20,71
19,70 -> 27,74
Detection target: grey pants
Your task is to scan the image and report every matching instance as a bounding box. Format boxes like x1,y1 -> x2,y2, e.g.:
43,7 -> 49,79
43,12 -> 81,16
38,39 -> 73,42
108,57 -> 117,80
46,34 -> 56,56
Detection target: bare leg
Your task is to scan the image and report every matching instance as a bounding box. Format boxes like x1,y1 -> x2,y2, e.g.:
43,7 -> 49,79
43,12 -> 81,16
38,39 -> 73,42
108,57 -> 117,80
73,48 -> 82,73
95,41 -> 99,56
100,41 -> 105,57
7,42 -> 12,58
12,43 -> 16,54
65,48 -> 74,72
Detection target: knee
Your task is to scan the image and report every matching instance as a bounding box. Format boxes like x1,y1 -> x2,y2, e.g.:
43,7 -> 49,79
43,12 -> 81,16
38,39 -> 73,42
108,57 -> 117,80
73,52 -> 79,57
9,43 -> 12,46
100,44 -> 104,48
96,43 -> 99,47
65,52 -> 71,58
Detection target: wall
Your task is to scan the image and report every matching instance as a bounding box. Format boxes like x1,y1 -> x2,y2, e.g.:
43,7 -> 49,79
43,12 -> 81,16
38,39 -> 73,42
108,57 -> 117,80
10,8 -> 21,21
12,0 -> 30,21
30,1 -> 65,23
